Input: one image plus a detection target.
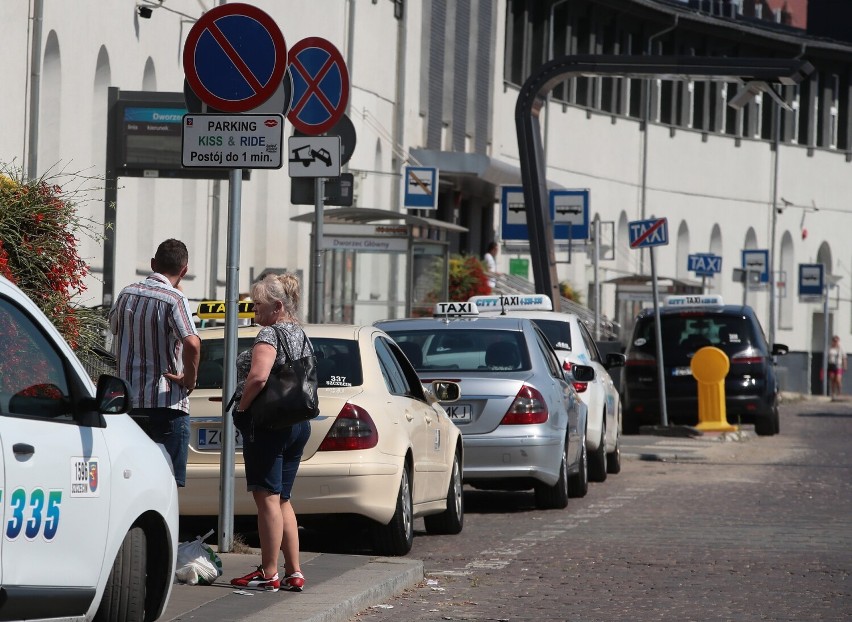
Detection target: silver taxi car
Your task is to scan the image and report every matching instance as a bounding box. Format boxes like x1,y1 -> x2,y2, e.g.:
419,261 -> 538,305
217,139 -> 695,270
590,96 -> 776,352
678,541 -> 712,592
376,302 -> 594,510
471,295 -> 625,481
182,310 -> 463,556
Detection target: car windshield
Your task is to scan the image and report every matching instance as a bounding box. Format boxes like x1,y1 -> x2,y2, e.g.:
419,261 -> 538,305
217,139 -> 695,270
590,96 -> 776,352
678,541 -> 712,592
632,313 -> 758,361
196,336 -> 364,389
530,319 -> 573,351
384,329 -> 530,372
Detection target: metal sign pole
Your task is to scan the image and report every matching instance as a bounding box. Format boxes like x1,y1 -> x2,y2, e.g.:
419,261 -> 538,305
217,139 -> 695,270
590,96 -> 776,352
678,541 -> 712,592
649,246 -> 668,427
218,168 -> 241,553
593,214 -> 601,340
312,177 -> 326,323
822,282 -> 830,396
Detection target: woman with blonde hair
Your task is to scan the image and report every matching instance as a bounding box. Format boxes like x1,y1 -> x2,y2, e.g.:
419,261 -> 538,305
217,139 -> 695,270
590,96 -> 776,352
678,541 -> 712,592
230,273 -> 311,592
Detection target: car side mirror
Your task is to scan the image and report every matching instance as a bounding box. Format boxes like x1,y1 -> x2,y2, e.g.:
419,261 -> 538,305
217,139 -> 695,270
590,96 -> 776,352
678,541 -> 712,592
570,364 -> 595,383
605,352 -> 626,369
96,375 -> 133,414
771,343 -> 789,356
431,381 -> 460,403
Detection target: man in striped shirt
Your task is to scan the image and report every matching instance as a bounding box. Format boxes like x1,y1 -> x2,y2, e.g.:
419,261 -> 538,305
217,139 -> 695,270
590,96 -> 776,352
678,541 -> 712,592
109,239 -> 201,487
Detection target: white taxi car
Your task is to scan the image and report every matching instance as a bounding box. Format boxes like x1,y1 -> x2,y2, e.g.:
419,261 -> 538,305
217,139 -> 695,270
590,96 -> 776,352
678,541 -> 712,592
182,308 -> 464,556
471,295 -> 625,482
0,276 -> 179,621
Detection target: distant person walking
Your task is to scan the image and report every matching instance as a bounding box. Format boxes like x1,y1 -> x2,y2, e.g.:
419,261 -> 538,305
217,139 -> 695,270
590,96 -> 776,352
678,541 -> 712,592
827,335 -> 847,398
483,241 -> 500,292
109,239 -> 200,487
230,273 -> 312,593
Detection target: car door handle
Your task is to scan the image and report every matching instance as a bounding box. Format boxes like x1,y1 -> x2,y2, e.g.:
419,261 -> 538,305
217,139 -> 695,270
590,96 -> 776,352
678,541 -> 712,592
405,412 -> 414,422
13,443 -> 35,456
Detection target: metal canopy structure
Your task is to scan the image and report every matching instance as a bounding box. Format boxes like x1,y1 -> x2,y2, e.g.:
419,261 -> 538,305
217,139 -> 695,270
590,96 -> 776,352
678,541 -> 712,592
515,55 -> 815,312
290,206 -> 467,232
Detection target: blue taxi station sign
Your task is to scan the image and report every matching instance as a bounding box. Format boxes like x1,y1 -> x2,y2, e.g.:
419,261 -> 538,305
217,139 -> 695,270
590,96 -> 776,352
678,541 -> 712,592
183,3 -> 288,113
688,253 -> 722,277
628,218 -> 668,249
287,37 -> 350,135
181,114 -> 284,169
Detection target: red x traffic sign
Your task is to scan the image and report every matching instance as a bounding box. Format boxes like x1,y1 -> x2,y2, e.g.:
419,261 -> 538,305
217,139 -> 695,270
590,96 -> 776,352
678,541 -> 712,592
183,3 -> 287,113
287,37 -> 350,135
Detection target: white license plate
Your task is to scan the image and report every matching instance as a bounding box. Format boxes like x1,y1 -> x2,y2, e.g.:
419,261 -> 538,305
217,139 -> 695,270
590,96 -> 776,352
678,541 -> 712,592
672,367 -> 693,377
197,427 -> 243,449
444,404 -> 472,422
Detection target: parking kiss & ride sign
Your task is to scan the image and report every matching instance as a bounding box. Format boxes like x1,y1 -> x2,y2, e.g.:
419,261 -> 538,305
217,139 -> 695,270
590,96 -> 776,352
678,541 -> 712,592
181,113 -> 284,169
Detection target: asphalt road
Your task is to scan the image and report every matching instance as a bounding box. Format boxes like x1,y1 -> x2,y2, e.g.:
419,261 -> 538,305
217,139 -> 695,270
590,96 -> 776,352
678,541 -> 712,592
343,398 -> 852,621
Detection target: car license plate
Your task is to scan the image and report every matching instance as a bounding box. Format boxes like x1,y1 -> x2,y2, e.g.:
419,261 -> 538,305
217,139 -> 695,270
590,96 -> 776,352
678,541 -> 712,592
444,404 -> 471,422
198,427 -> 243,449
672,367 -> 693,377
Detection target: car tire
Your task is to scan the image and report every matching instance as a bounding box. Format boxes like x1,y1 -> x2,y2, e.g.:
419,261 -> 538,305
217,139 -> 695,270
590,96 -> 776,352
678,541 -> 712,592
567,432 -> 588,498
606,441 -> 622,475
424,449 -> 464,535
95,526 -> 147,622
535,440 -> 569,510
588,420 -> 608,483
371,465 -> 414,556
754,410 -> 778,436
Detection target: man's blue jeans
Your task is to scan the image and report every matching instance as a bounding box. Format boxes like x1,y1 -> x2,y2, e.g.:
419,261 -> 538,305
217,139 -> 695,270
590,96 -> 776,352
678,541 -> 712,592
131,407 -> 189,487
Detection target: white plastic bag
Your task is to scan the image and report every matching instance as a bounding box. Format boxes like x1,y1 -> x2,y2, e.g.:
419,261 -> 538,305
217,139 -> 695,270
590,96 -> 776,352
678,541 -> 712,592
175,529 -> 223,586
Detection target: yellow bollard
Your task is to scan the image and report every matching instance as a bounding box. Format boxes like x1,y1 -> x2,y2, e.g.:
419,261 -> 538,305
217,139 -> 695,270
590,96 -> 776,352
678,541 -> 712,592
690,346 -> 738,432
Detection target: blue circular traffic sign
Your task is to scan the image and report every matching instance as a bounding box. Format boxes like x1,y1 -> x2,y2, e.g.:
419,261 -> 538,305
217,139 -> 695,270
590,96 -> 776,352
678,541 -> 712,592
287,37 -> 350,135
183,3 -> 287,113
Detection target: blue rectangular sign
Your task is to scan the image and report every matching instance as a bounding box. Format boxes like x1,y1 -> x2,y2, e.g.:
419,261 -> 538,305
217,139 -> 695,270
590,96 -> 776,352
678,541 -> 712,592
741,249 -> 770,283
688,253 -> 722,277
798,263 -> 824,297
551,189 -> 589,240
628,218 -> 668,249
404,166 -> 438,209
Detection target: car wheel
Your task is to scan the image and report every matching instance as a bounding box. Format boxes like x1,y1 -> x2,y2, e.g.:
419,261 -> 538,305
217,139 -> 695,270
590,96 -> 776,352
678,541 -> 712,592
95,527 -> 147,622
535,439 -> 569,510
424,449 -> 464,534
606,440 -> 622,475
754,410 -> 778,436
371,465 -> 414,555
567,431 -> 588,498
588,419 -> 608,483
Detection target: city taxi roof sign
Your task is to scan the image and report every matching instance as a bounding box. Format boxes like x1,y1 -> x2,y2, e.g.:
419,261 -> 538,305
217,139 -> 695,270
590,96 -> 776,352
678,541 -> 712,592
469,294 -> 554,313
433,302 -> 479,318
664,295 -> 724,307
196,300 -> 255,320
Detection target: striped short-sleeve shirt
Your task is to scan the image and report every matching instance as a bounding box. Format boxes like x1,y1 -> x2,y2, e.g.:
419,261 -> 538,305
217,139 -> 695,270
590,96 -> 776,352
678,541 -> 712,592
109,273 -> 199,412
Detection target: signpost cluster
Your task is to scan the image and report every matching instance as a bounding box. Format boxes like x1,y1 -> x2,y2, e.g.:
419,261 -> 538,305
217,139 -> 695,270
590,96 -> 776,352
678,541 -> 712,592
181,2 -> 351,552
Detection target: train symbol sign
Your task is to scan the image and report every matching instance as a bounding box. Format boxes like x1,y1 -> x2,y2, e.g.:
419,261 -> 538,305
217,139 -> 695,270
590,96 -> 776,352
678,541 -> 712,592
628,218 -> 668,249
183,3 -> 288,113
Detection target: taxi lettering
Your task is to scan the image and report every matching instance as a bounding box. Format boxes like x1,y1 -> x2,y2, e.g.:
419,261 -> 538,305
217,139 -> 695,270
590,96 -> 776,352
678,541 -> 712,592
3,487 -> 62,542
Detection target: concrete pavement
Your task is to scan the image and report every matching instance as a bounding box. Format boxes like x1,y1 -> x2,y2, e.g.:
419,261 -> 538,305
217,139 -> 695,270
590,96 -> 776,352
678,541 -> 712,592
163,550 -> 423,622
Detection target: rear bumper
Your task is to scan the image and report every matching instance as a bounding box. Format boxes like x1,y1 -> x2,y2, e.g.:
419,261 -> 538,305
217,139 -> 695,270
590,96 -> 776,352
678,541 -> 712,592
461,430 -> 564,487
623,391 -> 776,427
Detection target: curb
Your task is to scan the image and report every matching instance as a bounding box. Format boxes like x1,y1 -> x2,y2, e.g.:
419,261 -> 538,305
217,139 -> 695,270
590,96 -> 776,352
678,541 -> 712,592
239,557 -> 424,622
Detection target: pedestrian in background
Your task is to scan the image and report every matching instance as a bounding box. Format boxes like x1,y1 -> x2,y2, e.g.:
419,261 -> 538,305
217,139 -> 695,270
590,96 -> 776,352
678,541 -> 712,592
828,335 -> 847,398
109,238 -> 200,487
230,273 -> 312,593
483,241 -> 500,292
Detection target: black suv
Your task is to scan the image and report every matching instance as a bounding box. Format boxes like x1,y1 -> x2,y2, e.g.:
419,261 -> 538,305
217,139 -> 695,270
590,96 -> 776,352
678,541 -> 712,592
621,303 -> 788,435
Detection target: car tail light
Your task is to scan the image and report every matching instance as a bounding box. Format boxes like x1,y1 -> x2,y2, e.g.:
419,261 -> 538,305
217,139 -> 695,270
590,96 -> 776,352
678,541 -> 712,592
501,385 -> 548,425
562,360 -> 573,372
318,403 -> 379,451
731,354 -> 764,364
626,352 -> 656,367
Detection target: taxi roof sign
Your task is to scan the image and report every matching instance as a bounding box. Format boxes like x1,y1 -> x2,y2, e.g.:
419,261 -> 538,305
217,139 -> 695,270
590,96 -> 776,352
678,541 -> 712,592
433,301 -> 479,317
664,295 -> 724,307
196,300 -> 255,320
469,294 -> 553,313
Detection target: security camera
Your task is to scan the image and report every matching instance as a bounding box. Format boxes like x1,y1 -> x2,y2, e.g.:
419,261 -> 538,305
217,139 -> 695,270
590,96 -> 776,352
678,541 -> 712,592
137,5 -> 153,18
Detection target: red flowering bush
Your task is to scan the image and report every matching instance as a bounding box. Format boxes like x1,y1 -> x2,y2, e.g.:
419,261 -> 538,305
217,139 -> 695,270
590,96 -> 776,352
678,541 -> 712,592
448,255 -> 491,300
0,167 -> 103,353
